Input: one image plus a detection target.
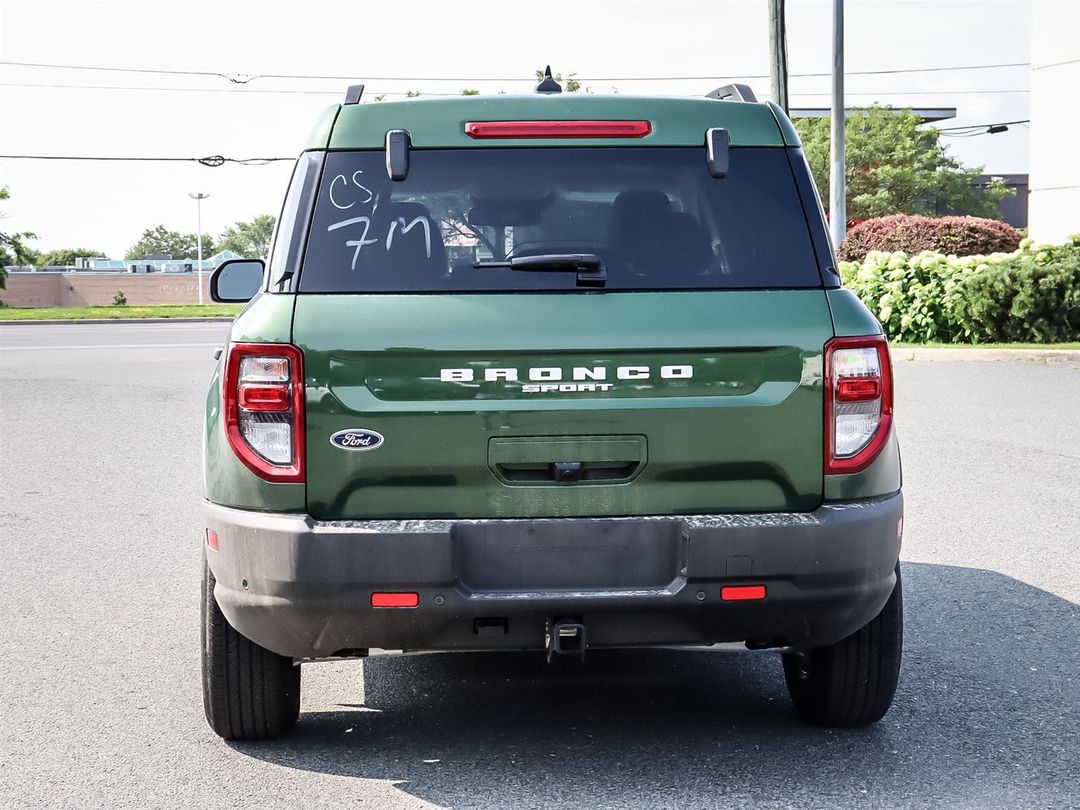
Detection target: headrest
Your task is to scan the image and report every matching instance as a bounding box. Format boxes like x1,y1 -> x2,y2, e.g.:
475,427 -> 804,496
610,190 -> 675,230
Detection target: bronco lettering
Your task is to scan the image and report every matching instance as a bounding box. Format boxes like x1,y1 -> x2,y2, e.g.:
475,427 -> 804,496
439,364 -> 694,392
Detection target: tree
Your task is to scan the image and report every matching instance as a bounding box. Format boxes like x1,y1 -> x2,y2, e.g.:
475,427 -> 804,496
460,88 -> 480,96
794,106 -> 1012,221
216,214 -> 276,258
0,186 -> 38,271
35,247 -> 107,267
125,225 -> 214,260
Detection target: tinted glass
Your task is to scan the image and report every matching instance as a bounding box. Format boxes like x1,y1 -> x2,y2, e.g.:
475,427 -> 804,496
300,147 -> 821,292
267,151 -> 322,293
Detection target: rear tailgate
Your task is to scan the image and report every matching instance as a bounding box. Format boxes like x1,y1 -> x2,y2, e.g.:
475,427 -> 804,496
295,290 -> 830,520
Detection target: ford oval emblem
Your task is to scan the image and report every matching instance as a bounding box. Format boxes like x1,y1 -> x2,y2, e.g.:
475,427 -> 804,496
329,428 -> 384,452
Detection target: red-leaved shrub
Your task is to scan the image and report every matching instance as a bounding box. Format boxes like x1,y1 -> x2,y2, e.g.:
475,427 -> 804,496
838,214 -> 1021,262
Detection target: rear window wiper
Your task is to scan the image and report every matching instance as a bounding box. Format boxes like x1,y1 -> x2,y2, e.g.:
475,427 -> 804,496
474,253 -> 606,287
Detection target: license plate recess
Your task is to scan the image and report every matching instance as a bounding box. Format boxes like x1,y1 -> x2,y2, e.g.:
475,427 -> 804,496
453,519 -> 683,593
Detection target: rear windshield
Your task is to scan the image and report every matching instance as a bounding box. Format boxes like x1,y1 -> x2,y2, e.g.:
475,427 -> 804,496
299,147 -> 821,292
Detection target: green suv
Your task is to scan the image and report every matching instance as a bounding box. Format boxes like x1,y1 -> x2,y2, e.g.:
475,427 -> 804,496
201,78 -> 903,740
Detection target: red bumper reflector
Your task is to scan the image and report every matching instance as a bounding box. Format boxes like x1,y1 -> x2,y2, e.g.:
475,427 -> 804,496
464,120 -> 652,139
836,376 -> 882,402
205,529 -> 219,551
721,584 -> 767,601
371,592 -> 419,608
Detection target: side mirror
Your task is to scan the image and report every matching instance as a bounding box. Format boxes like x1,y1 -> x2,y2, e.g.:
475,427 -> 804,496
210,259 -> 265,303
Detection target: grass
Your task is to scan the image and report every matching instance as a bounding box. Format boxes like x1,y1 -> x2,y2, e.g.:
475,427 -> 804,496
0,304 -> 243,321
893,342 -> 1080,350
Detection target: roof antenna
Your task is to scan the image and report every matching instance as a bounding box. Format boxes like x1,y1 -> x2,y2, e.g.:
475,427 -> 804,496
536,66 -> 562,94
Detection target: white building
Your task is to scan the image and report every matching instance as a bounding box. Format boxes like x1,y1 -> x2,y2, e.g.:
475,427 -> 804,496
1028,0 -> 1080,242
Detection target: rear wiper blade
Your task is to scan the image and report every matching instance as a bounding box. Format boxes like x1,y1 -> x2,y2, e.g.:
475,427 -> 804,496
474,253 -> 606,287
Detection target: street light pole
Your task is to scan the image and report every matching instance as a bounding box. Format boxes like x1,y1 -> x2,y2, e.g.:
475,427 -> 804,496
829,0 -> 846,248
189,192 -> 210,304
769,0 -> 789,114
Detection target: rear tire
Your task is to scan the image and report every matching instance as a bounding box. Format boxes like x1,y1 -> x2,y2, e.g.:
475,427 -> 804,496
782,565 -> 903,727
201,558 -> 301,740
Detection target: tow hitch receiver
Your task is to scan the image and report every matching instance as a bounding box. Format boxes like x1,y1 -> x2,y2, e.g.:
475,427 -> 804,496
547,619 -> 587,662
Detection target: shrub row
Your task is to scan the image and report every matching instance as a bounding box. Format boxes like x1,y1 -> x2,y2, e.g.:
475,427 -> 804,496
838,214 -> 1022,262
840,236 -> 1080,344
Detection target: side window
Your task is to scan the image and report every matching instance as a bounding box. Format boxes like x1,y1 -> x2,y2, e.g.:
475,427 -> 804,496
786,148 -> 840,287
266,151 -> 324,293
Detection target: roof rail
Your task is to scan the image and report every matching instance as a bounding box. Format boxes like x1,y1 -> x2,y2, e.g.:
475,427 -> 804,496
344,84 -> 365,105
705,83 -> 758,103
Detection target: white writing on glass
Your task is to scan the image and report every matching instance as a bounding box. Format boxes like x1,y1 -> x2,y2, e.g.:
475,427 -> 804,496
386,216 -> 432,259
327,215 -> 434,268
328,171 -> 373,210
325,169 -> 435,269
328,175 -> 353,209
328,216 -> 378,270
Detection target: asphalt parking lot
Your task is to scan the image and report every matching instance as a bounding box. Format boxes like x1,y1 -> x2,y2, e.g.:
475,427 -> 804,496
1,322 -> 1078,809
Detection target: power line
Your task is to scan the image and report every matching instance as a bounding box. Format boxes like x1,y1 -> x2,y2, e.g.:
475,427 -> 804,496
1032,56 -> 1080,70
256,61 -> 1033,82
781,61 -> 1030,78
938,118 -> 1031,138
937,118 -> 1030,132
0,58 -> 1032,83
0,81 -> 1030,98
0,154 -> 294,165
794,89 -> 1028,96
0,59 -> 255,83
0,81 -> 448,96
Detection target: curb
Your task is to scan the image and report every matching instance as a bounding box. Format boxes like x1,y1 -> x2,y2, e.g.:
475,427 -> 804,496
0,317 -> 235,325
892,347 -> 1080,363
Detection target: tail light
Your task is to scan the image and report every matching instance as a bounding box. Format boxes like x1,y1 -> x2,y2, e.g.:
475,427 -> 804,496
824,335 -> 893,475
223,343 -> 305,483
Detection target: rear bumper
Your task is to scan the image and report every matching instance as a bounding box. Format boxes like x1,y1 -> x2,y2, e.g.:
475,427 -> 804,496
204,494 -> 902,659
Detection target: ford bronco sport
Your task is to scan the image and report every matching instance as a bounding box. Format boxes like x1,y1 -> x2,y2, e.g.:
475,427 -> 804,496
202,77 -> 903,740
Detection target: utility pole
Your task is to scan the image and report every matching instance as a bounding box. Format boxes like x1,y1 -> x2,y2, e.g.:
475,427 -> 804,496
769,0 -> 789,114
189,192 -> 210,304
829,0 -> 846,248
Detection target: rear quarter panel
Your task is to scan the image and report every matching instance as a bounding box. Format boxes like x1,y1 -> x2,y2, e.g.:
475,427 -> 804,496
824,289 -> 902,500
204,293 -> 305,511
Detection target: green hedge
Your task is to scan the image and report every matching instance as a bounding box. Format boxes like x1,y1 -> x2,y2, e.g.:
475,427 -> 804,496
840,236 -> 1080,343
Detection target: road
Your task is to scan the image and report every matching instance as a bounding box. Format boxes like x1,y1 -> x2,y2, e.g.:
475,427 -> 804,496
1,322 -> 1078,809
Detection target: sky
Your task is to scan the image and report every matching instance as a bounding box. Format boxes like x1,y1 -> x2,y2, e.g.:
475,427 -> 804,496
0,0 -> 1038,259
